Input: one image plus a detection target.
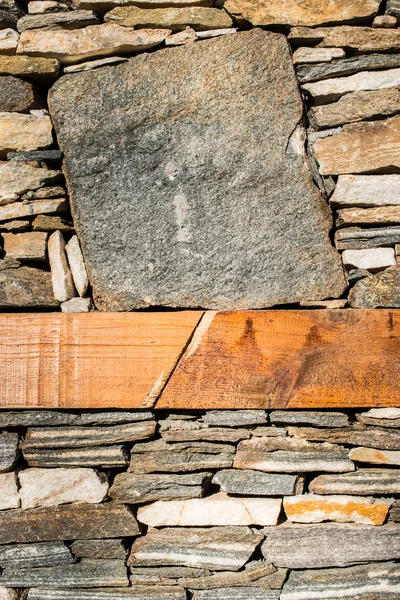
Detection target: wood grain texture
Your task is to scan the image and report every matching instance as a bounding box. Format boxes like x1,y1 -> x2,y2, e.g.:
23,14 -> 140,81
157,310 -> 400,409
0,312 -> 202,408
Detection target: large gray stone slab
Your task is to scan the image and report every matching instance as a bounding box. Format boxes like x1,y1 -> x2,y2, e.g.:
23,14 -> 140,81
48,29 -> 345,310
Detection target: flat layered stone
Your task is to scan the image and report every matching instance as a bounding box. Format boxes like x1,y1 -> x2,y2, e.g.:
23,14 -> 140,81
349,266 -> 400,307
337,206 -> 400,228
0,28 -> 19,55
110,472 -> 211,504
137,493 -> 282,527
0,472 -> 19,510
0,0 -> 23,28
281,562 -> 400,600
27,588 -> 186,599
3,231 -> 48,261
130,566 -> 211,586
0,266 -> 58,308
63,55 -> 128,73
22,421 -> 156,448
331,174 -> 400,208
161,424 -> 251,443
342,248 -> 396,271
202,410 -> 267,427
7,149 -> 63,163
17,25 -> 170,65
192,590 -> 279,600
33,215 -> 74,232
298,54 -> 400,84
105,6 -> 231,30
262,523 -> 400,568
287,426 -> 400,450
129,439 -> 234,473
0,501 -> 140,544
269,411 -> 348,428
22,186 -> 65,200
374,13 -> 397,26
349,446 -> 400,465
65,235 -> 89,297
18,467 -> 109,509
357,407 -> 400,427
289,26 -> 400,53
0,432 -> 18,473
314,115 -> 400,175
311,88 -> 400,129
390,501 -> 400,521
0,76 -> 40,113
0,219 -> 30,231
0,541 -> 74,568
0,410 -> 152,427
336,226 -> 400,250
283,494 -> 390,525
309,469 -> 400,495
234,437 -> 354,473
78,0 -> 213,9
48,29 -> 345,311
0,198 -> 67,222
213,470 -> 304,496
17,10 -> 99,31
293,47 -> 345,65
0,559 -> 129,588
179,564 -> 287,590
0,162 -> 61,204
28,1 -> 69,14
129,527 -> 263,571
48,230 -> 76,302
61,297 -> 93,312
224,0 -> 379,27
71,539 -> 127,559
0,55 -> 59,82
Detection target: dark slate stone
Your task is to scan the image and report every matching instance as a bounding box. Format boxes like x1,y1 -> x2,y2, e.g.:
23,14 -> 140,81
297,53 -> 400,84
0,76 -> 41,113
0,0 -> 23,29
7,150 -> 63,163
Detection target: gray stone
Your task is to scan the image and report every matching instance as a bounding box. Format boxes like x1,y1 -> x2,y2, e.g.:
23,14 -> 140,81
349,266 -> 400,308
335,226 -> 400,250
0,76 -> 40,113
357,408 -> 400,428
71,539 -> 127,559
201,410 -> 267,427
110,472 -> 211,504
130,566 -> 211,586
61,297 -> 93,313
161,424 -> 251,443
309,469 -> 400,495
179,565 -> 287,590
17,10 -> 99,31
387,0 -> 400,18
270,411 -> 348,428
0,432 -> 18,473
0,559 -> 129,588
0,0 -> 23,29
298,53 -> 400,84
281,562 -> 400,600
0,541 -> 74,569
22,445 -> 129,468
192,590 -> 279,600
0,410 -> 152,427
389,500 -> 400,521
262,523 -> 400,568
27,587 -> 186,599
7,150 -> 63,163
48,29 -> 345,311
128,527 -> 264,571
213,470 -> 304,496
287,425 -> 400,450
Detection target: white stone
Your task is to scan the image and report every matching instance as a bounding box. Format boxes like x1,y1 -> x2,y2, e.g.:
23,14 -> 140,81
48,230 -> 76,302
349,447 -> 400,466
342,248 -> 396,271
0,29 -> 19,55
61,297 -> 93,312
196,28 -> 237,39
331,175 -> 400,207
303,67 -> 400,104
65,235 -> 89,297
0,472 -> 20,510
18,467 -> 109,509
0,113 -> 53,158
63,55 -> 128,73
284,494 -> 390,525
292,47 -> 346,64
137,492 -> 282,527
0,589 -> 19,600
361,407 -> 400,419
373,14 -> 397,27
28,1 -> 69,13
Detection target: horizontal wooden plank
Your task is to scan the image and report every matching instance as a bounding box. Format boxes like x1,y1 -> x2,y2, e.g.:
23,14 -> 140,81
0,312 -> 202,409
157,310 -> 400,409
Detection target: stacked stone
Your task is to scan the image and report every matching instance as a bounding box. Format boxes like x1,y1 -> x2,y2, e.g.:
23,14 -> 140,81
0,407 -> 399,597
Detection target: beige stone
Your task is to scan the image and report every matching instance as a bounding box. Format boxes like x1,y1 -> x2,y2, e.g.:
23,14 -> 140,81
165,27 -> 197,45
2,231 -> 48,261
63,55 -> 127,73
0,197 -> 67,222
360,407 -> 400,420
0,29 -> 19,55
314,115 -> 400,175
373,14 -> 397,27
65,234 -> 89,297
342,248 -> 396,272
17,24 -> 171,65
292,47 -> 345,65
0,112 -> 53,158
284,494 -> 390,525
300,299 -> 347,308
137,492 -> 282,527
289,26 -> 400,53
0,219 -> 30,231
0,590 -> 18,600
337,205 -> 400,227
105,6 -> 232,31
61,297 -> 93,312
22,185 -> 65,200
0,265 -> 59,307
349,447 -> 400,466
48,230 -> 76,301
19,467 -> 109,509
224,0 -> 380,27
17,10 -> 100,32
0,472 -> 20,510
32,214 -> 74,232
331,175 -> 400,208
195,28 -> 237,39
0,54 -> 59,82
28,1 -> 69,14
79,0 -> 213,8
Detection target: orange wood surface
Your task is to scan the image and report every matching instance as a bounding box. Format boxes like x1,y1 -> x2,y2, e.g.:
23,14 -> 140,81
0,312 -> 202,408
158,310 -> 400,409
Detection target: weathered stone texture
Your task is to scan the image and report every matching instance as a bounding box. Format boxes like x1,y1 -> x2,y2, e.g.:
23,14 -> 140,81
349,266 -> 400,308
104,6 -> 232,30
48,29 -> 345,310
0,55 -> 59,81
213,470 -> 304,496
17,10 -> 100,31
0,266 -> 58,308
110,472 -> 211,504
0,432 -> 18,473
330,174 -> 400,207
283,494 -> 390,525
71,538 -> 127,559
0,472 -> 20,509
3,231 -> 48,261
0,541 -> 74,569
309,469 -> 400,495
0,162 -> 61,204
287,426 -> 400,450
289,26 -> 400,53
0,76 -> 40,113
349,446 -> 400,465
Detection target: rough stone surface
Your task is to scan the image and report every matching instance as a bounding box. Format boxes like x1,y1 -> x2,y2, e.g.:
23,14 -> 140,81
330,174 -> 400,207
8,149 -> 62,163
269,411 -> 348,428
342,248 -> 396,271
104,6 -> 232,30
0,472 -> 20,510
287,426 -> 400,450
0,590 -> 18,600
283,494 -> 390,525
292,47 -> 345,64
0,266 -> 58,307
33,215 -> 74,232
337,206 -> 400,227
17,25 -> 170,65
18,467 -> 109,509
262,523 -> 400,568
130,566 -> 212,586
0,55 -> 59,82
27,588 -> 187,599
62,55 -> 128,73
192,590 -> 279,600
213,470 -> 304,496
65,235 -> 89,297
160,424 -> 250,443
28,1 -> 70,14
48,230 -> 76,302
357,407 -> 400,427
129,527 -> 264,571
349,266 -> 400,308
289,26 -> 400,53
23,445 -> 129,468
0,162 -> 61,204
71,538 -> 127,559
0,76 -> 39,113
17,10 -> 100,31
0,199 -> 67,222
61,297 -> 93,312
0,432 -> 18,473
0,29 -> 19,55
202,410 -> 267,427
48,29 -> 345,311
3,231 -> 48,261
178,563 -> 287,590
298,54 -> 400,84
349,447 -> 400,466
224,0 -> 380,27
309,469 -> 400,495
0,0 -> 23,29
0,541 -> 74,569
110,472 -> 211,504
0,410 -> 152,427
137,493 -> 282,527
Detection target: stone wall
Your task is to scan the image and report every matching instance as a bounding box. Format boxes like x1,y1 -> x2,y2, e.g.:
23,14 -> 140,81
1,0 -> 400,309
0,407 -> 399,598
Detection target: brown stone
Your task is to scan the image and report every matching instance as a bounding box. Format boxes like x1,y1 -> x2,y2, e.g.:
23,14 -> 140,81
349,266 -> 400,308
32,215 -> 74,232
104,6 -> 232,31
289,26 -> 400,53
0,266 -> 58,307
283,494 -> 390,525
0,54 -> 59,82
0,198 -> 68,223
0,76 -> 41,113
2,232 -> 48,261
336,205 -> 400,227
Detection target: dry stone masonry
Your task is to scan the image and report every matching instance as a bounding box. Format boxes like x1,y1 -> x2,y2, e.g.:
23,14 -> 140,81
0,407 -> 398,598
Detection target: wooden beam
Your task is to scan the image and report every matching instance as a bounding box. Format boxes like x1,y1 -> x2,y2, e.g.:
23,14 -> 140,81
0,312 -> 202,409
158,309 -> 400,409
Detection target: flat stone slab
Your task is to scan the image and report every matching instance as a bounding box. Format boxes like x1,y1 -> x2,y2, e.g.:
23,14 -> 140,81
48,29 -> 345,310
